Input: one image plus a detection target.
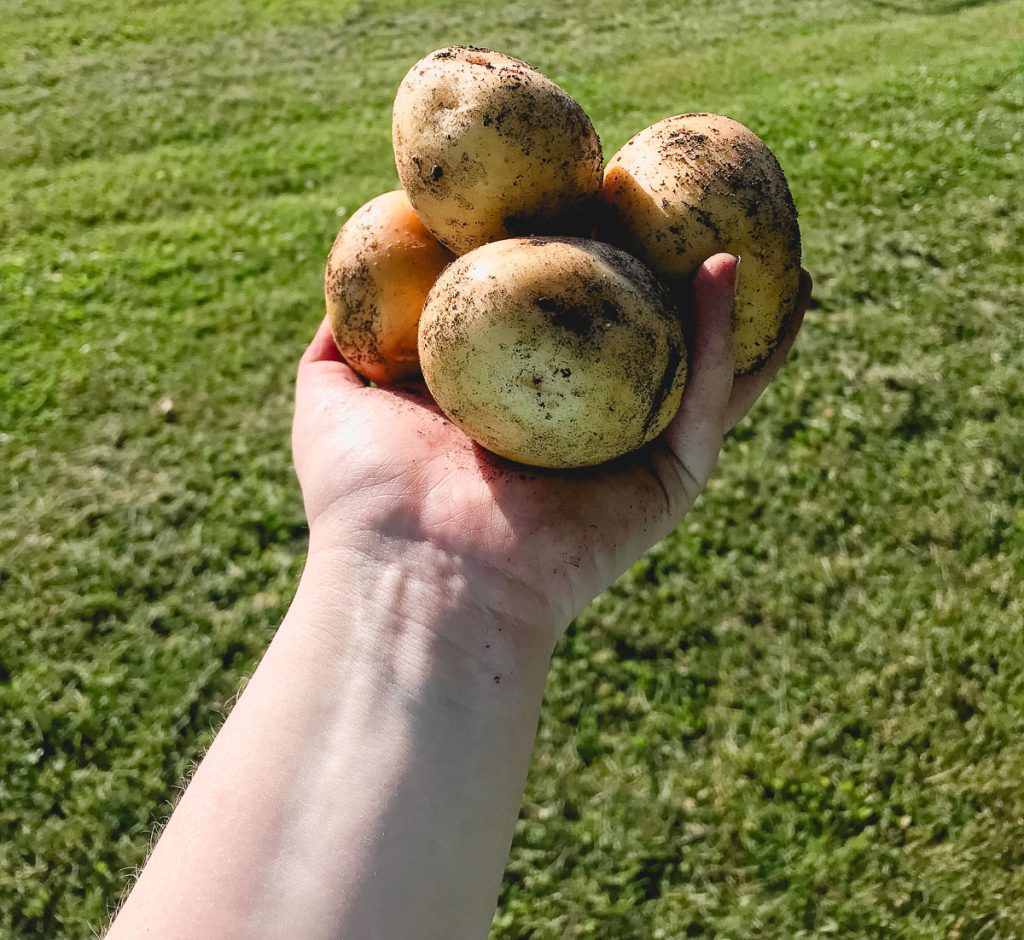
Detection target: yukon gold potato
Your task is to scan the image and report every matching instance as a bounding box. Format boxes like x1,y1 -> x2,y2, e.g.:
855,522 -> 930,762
601,113 -> 801,374
324,190 -> 454,384
419,238 -> 687,469
393,46 -> 603,255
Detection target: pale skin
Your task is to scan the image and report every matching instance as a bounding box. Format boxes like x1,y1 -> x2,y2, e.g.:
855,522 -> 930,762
106,254 -> 811,940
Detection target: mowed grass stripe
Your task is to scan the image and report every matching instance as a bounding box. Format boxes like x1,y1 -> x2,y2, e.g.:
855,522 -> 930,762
1,3 -> 1019,238
3,0 -> 1016,172
0,119 -> 391,241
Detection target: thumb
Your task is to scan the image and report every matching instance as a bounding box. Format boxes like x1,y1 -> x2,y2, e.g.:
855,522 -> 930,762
660,253 -> 738,499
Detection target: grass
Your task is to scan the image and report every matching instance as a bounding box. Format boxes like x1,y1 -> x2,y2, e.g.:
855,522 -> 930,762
1,0 -> 1022,935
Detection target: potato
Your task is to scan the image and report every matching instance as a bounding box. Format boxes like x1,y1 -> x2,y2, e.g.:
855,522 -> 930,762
324,190 -> 454,384
601,113 -> 801,374
392,46 -> 603,255
418,237 -> 687,469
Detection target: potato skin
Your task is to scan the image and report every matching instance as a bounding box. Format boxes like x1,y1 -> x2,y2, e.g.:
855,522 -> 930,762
393,46 -> 603,255
601,113 -> 801,374
324,190 -> 454,384
419,237 -> 688,469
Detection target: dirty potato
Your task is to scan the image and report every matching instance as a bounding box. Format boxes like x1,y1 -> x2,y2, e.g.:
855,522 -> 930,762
393,46 -> 603,255
601,113 -> 801,374
418,237 -> 687,468
324,190 -> 454,384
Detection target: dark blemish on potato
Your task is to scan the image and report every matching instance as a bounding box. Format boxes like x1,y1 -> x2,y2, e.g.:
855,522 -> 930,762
491,105 -> 516,131
601,299 -> 624,324
641,336 -> 683,439
430,164 -> 444,181
686,203 -> 722,240
535,295 -> 594,337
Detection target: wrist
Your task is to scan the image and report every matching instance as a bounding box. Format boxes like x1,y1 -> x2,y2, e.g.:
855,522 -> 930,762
283,524 -> 557,700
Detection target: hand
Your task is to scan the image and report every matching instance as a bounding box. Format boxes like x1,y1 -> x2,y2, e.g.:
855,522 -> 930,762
108,254 -> 810,940
292,254 -> 812,648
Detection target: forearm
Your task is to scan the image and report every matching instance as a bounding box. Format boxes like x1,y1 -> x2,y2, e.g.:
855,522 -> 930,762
107,539 -> 555,940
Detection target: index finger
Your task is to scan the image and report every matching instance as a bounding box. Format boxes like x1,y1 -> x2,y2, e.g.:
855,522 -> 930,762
294,317 -> 366,417
298,316 -> 365,382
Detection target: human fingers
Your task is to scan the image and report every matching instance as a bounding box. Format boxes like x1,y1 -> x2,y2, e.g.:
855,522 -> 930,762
659,253 -> 738,499
724,268 -> 812,432
295,317 -> 366,409
292,317 -> 367,459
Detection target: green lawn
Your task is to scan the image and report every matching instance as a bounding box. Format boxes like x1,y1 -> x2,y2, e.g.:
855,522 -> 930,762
2,0 -> 1023,936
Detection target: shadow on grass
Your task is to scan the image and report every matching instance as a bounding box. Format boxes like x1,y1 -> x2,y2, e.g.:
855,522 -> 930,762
862,0 -> 1003,15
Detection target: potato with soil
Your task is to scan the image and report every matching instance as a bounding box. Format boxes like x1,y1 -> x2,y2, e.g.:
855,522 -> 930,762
392,46 -> 603,255
324,190 -> 454,384
418,237 -> 688,469
601,113 -> 801,374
